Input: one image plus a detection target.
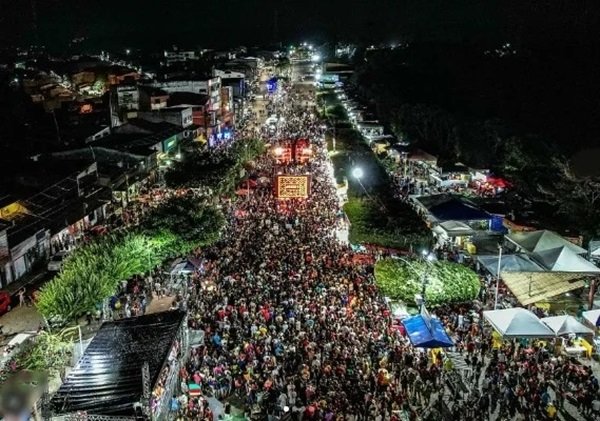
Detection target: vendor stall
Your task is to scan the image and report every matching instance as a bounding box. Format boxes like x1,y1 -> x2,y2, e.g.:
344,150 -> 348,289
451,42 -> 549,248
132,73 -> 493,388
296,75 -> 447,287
432,220 -> 475,248
541,315 -> 594,336
483,308 -> 556,338
401,308 -> 454,348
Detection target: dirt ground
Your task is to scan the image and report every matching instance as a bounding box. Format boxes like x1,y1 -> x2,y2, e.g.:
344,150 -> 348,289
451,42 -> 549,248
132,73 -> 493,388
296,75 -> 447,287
0,304 -> 43,337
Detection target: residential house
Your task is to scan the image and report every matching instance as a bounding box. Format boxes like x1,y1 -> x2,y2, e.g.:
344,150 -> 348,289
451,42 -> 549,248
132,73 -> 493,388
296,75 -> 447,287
163,49 -> 200,66
0,160 -> 110,285
106,66 -> 141,86
51,147 -> 156,208
139,86 -> 170,111
138,106 -> 193,129
0,220 -> 11,288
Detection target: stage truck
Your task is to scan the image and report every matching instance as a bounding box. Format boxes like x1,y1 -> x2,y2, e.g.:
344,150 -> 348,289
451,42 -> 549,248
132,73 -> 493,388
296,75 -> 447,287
272,138 -> 313,165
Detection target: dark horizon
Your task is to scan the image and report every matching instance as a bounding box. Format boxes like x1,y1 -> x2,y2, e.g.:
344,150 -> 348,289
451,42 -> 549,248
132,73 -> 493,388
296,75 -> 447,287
1,0 -> 599,51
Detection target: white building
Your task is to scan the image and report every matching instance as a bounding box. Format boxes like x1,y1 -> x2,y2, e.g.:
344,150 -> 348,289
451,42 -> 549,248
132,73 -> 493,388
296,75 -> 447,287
163,49 -> 199,65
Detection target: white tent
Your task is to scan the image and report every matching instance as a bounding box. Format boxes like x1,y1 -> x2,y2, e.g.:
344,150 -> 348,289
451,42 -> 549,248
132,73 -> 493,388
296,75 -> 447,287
477,254 -> 544,274
483,308 -> 556,338
432,220 -> 475,238
583,309 -> 600,327
506,230 -> 586,255
533,246 -> 600,273
541,315 -> 594,336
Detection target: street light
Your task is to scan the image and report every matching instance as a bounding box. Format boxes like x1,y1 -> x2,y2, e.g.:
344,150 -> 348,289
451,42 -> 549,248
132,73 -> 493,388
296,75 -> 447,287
352,167 -> 363,179
494,244 -> 503,309
419,250 -> 435,311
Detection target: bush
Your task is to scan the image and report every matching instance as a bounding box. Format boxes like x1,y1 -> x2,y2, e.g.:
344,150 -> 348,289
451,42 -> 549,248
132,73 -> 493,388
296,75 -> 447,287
375,258 -> 481,306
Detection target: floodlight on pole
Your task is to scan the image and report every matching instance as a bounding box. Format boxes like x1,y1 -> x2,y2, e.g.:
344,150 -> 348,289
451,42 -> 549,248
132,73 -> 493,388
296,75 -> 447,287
352,167 -> 363,179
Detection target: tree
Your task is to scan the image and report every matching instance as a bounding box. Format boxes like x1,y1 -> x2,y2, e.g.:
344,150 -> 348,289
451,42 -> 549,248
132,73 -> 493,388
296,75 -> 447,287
142,196 -> 225,246
165,139 -> 264,196
375,258 -> 480,306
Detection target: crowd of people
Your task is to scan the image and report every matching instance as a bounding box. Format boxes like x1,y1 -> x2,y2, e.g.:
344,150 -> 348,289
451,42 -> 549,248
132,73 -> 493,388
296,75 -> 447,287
155,80 -> 600,421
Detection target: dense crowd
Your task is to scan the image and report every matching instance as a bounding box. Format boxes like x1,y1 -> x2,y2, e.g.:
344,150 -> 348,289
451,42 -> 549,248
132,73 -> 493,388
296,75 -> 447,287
162,83 -> 600,421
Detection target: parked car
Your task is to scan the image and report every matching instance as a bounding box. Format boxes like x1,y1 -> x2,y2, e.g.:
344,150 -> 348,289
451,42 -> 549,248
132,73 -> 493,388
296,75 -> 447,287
0,290 -> 11,316
47,250 -> 70,272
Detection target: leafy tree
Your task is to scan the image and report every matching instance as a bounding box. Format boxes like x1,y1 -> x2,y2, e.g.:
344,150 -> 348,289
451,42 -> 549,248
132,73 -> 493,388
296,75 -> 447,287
375,258 -> 480,306
165,139 -> 264,196
0,327 -> 78,384
142,196 -> 225,245
37,202 -> 224,321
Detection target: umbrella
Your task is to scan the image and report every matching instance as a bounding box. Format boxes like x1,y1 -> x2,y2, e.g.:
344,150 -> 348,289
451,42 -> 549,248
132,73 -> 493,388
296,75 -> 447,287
541,315 -> 594,336
582,309 -> 600,327
188,383 -> 201,397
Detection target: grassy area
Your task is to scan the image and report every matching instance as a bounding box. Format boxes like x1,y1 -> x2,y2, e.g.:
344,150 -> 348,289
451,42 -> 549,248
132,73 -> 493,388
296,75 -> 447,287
318,88 -> 429,250
344,197 -> 430,250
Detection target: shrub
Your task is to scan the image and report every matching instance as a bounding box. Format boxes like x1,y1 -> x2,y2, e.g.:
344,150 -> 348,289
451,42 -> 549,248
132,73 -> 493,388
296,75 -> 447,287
375,258 -> 481,306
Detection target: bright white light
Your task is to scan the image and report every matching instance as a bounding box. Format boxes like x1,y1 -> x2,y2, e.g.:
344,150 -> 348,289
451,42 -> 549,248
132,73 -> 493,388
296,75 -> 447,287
126,49 -> 131,55
274,147 -> 284,155
427,254 -> 435,262
175,153 -> 182,160
421,249 -> 429,256
352,167 -> 363,179
311,54 -> 321,62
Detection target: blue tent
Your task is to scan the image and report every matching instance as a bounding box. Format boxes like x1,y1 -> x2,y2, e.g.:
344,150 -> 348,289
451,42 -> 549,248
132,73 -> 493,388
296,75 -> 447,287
402,312 -> 454,348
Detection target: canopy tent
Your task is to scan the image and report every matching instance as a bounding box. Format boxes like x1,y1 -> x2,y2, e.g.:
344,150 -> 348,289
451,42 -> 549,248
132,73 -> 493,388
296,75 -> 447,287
414,194 -> 491,222
590,241 -> 600,258
500,272 -> 585,306
407,148 -> 438,164
49,311 -> 186,417
541,315 -> 594,336
477,254 -> 544,274
583,309 -> 600,327
533,246 -> 600,273
432,220 -> 475,237
506,230 -> 586,255
486,176 -> 512,189
401,312 -> 454,348
170,258 -> 202,277
483,308 -> 556,338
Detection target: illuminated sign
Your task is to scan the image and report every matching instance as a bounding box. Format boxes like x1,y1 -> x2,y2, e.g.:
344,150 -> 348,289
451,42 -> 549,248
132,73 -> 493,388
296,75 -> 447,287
163,136 -> 178,152
274,175 -> 311,199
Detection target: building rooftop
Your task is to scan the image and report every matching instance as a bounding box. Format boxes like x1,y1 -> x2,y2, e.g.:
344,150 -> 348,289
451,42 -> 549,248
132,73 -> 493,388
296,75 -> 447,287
167,92 -> 209,107
138,85 -> 169,97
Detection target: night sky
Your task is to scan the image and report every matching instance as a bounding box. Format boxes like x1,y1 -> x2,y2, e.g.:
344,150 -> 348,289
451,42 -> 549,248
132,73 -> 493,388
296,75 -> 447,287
0,0 -> 598,50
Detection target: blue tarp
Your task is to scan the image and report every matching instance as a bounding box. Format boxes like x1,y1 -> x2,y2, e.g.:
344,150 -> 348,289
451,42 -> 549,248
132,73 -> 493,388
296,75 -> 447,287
402,314 -> 454,348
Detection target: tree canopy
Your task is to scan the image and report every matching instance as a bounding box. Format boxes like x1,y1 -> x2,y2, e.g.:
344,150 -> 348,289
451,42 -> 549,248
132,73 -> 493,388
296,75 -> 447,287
165,139 -> 265,195
375,258 -> 480,306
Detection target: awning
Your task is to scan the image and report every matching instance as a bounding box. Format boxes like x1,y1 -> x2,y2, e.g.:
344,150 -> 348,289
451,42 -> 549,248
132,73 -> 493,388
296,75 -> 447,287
483,308 -> 555,338
401,313 -> 454,348
541,315 -> 594,336
500,271 -> 586,306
